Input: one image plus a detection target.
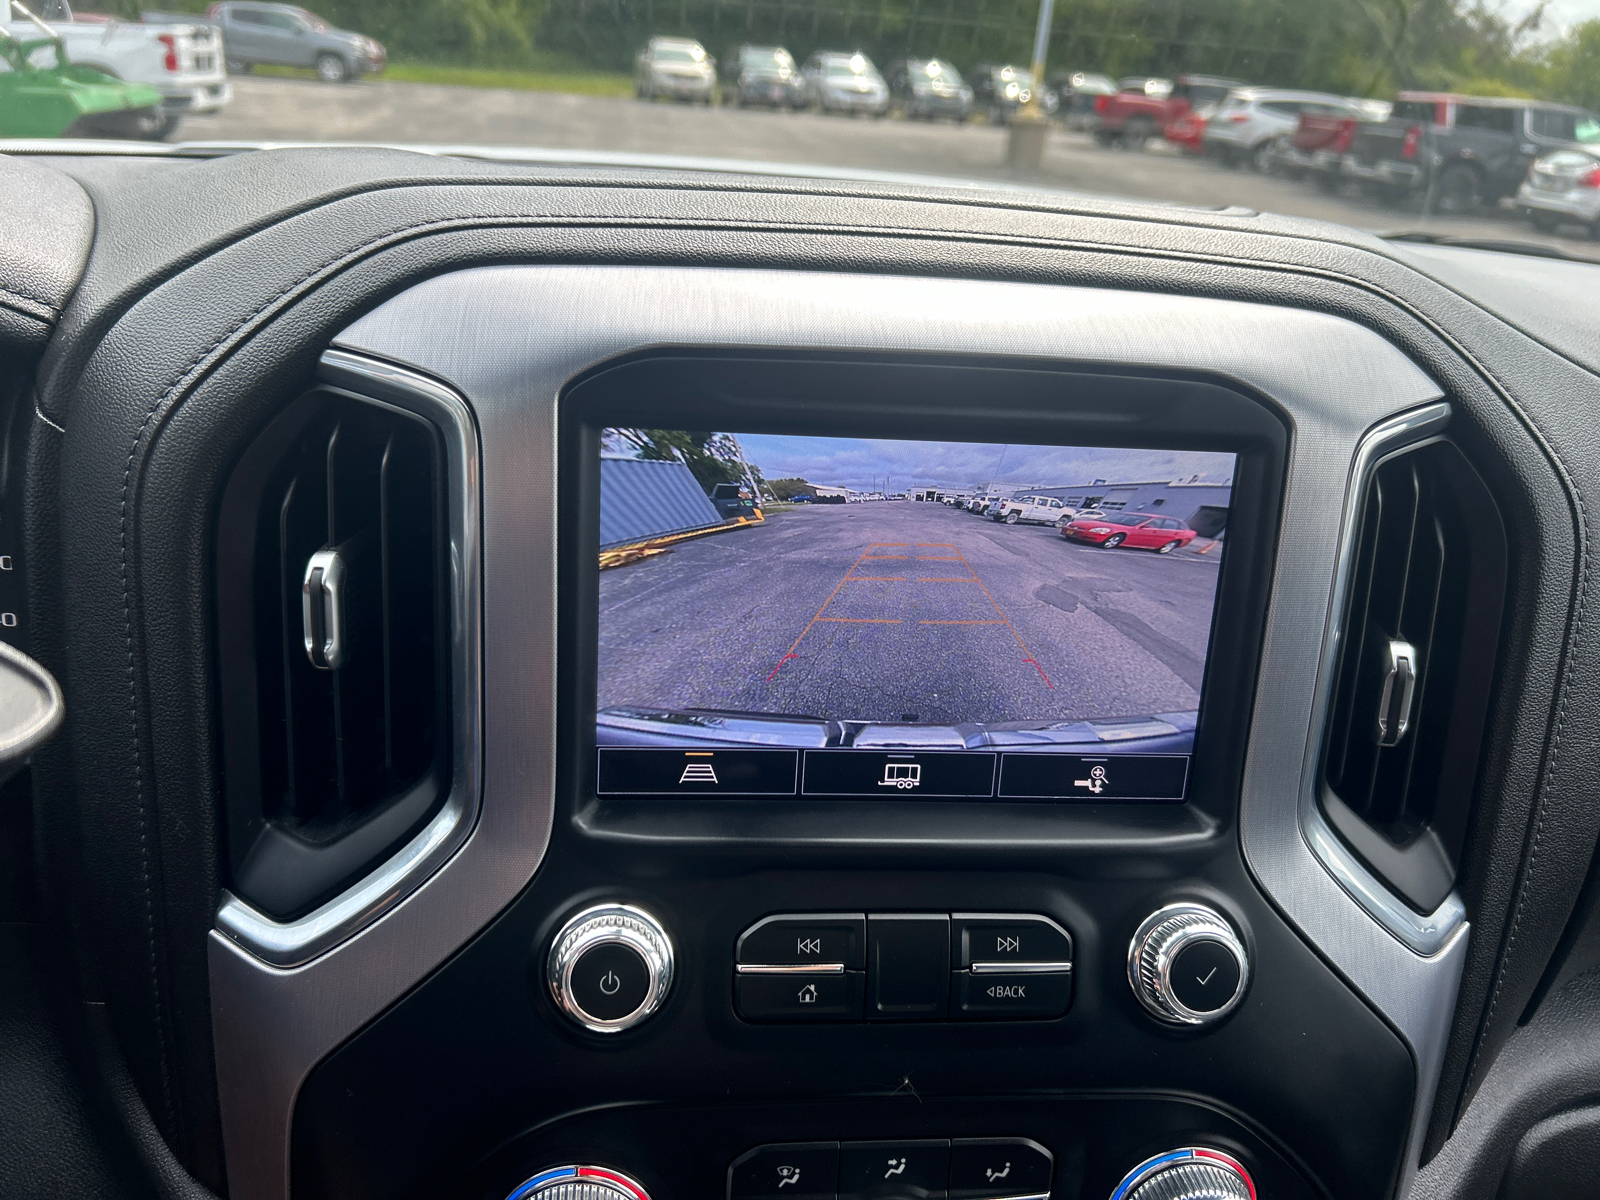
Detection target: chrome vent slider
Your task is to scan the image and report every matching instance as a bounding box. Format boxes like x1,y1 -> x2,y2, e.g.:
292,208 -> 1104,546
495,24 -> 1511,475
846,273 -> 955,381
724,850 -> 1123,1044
301,547 -> 347,670
1375,637 -> 1416,746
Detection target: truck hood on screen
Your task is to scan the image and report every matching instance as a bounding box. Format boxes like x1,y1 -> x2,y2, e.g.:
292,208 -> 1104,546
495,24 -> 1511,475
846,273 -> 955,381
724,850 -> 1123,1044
597,705 -> 1197,752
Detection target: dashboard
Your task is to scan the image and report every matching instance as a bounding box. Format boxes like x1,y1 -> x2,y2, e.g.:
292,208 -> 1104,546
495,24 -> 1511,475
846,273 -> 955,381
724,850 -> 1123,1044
4,143 -> 1600,1200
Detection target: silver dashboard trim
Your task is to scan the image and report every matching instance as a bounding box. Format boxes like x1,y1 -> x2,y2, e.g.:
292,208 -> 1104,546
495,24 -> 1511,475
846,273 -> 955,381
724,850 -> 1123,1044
1296,405 -> 1468,957
212,352 -> 483,968
208,266 -> 1457,1200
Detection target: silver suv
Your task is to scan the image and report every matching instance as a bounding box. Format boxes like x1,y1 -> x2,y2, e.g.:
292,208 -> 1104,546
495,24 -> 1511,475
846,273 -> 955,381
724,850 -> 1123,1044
210,2 -> 385,83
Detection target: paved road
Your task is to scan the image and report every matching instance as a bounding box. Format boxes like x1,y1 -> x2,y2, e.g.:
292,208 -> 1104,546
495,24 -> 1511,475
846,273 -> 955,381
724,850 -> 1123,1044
598,502 -> 1221,726
183,75 -> 1600,259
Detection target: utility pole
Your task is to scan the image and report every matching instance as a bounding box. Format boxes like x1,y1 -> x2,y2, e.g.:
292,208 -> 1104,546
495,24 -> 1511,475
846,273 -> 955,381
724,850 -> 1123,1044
1006,0 -> 1055,173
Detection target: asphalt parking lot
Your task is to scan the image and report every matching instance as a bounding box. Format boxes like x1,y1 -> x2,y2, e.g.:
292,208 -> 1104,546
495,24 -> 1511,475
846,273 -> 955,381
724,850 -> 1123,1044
184,75 -> 1600,260
597,501 -> 1220,725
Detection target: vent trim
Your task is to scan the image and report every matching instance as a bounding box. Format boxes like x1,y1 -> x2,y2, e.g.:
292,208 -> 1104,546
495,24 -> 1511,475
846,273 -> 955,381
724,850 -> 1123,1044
214,351 -> 481,968
1297,402 -> 1472,956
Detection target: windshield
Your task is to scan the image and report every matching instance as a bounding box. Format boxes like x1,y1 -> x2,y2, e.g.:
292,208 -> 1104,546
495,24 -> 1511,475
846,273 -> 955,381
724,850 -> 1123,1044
744,49 -> 791,70
19,0 -> 1600,262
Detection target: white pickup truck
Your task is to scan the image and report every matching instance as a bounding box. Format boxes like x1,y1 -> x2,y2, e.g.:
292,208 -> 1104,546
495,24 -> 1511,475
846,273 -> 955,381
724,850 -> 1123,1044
991,494 -> 1071,525
8,0 -> 230,137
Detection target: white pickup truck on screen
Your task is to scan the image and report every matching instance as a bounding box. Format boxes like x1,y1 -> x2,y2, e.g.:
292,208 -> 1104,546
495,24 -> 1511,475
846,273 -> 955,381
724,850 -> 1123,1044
992,495 -> 1070,525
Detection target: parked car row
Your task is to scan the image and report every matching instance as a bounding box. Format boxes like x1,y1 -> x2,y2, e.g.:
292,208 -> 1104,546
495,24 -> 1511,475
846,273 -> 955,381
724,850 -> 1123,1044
637,37 -> 1104,124
1089,70 -> 1600,238
938,490 -> 1200,554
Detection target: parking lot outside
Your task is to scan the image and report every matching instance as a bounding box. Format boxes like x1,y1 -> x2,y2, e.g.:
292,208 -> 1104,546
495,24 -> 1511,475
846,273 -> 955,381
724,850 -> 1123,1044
185,75 -> 1600,261
598,500 -> 1221,726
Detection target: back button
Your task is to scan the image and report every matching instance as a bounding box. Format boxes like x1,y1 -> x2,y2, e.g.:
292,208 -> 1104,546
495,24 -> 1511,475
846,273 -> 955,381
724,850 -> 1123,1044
729,1142 -> 839,1200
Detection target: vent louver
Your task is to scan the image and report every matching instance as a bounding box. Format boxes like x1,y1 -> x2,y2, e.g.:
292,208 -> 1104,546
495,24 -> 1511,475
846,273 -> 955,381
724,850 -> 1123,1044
1320,439 -> 1505,914
218,390 -> 451,922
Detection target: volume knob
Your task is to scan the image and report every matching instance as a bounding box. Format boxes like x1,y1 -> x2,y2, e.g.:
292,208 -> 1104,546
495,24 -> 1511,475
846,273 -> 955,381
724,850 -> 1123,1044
1127,903 -> 1248,1026
547,904 -> 674,1033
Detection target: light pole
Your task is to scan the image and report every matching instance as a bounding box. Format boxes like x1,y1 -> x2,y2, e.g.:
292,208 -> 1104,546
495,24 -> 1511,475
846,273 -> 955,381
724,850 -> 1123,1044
1007,0 -> 1056,173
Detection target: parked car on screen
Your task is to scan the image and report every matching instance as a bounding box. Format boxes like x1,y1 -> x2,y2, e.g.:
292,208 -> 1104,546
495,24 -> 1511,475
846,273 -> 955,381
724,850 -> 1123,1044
1518,146 -> 1600,235
709,482 -> 758,520
1343,93 -> 1600,213
207,1 -> 382,83
719,43 -> 804,109
886,57 -> 973,121
993,495 -> 1068,525
970,63 -> 1055,125
1048,69 -> 1114,130
1204,89 -> 1368,172
1062,512 -> 1197,552
635,36 -> 715,104
802,50 -> 888,116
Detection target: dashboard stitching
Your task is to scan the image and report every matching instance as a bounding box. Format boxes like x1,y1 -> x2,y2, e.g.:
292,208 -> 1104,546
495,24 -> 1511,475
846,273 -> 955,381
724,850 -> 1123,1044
0,286 -> 55,320
116,416 -> 179,1140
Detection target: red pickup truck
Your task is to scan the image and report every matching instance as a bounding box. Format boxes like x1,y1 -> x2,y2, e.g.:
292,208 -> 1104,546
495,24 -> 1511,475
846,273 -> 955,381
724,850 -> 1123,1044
1275,112 -> 1365,189
1092,74 -> 1241,148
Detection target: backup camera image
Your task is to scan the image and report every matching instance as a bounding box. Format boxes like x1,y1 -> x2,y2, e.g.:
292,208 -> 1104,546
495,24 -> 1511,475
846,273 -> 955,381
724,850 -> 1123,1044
596,429 -> 1235,801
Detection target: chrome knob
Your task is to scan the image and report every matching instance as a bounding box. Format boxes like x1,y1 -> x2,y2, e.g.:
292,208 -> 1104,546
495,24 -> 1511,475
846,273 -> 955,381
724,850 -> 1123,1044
506,1164 -> 652,1199
1128,902 -> 1248,1026
1111,1148 -> 1254,1200
547,904 -> 674,1033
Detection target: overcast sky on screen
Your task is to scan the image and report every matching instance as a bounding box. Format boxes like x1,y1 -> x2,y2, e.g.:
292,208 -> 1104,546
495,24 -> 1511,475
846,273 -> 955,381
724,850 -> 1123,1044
734,434 -> 1236,493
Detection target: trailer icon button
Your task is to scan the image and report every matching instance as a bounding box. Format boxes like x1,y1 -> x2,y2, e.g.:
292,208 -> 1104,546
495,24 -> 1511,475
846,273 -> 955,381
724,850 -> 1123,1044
879,760 -> 921,789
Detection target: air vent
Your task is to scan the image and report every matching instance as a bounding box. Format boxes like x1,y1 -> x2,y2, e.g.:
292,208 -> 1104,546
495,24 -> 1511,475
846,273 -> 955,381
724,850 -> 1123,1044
217,390 -> 451,921
1320,439 -> 1505,914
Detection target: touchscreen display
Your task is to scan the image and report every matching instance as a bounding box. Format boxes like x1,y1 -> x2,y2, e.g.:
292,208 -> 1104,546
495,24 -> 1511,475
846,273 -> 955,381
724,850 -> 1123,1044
595,429 -> 1235,802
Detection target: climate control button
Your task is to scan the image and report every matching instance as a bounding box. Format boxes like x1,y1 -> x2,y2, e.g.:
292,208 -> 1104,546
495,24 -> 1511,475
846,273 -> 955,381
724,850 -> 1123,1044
547,904 -> 673,1033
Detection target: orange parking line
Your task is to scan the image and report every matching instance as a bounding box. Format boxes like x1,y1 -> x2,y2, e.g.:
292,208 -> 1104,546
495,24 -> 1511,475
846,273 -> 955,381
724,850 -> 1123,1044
917,577 -> 977,583
954,547 -> 1054,689
818,617 -> 903,624
845,576 -> 909,582
919,620 -> 1005,625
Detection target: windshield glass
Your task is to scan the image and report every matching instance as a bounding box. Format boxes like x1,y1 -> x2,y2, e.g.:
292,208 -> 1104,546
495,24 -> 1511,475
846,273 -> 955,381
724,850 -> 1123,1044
21,0 -> 1600,261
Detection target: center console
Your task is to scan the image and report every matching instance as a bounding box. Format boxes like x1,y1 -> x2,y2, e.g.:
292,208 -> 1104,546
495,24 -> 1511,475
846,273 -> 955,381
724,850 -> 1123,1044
204,266 -> 1468,1200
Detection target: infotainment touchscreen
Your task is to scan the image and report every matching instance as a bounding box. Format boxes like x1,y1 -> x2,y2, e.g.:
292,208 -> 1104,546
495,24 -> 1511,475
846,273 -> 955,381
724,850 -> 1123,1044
595,429 -> 1235,802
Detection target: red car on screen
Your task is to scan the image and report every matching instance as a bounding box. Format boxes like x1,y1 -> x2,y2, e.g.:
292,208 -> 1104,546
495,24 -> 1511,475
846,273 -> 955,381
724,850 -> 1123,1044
1062,512 -> 1198,552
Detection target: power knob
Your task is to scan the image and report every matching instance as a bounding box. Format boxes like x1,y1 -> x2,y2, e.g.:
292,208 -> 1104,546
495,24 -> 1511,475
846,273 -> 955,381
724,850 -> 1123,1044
1127,902 -> 1248,1025
547,904 -> 674,1033
507,1164 -> 652,1199
1111,1148 -> 1256,1200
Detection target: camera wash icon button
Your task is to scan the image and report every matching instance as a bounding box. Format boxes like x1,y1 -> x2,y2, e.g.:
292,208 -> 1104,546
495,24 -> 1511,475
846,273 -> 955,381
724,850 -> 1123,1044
800,750 -> 997,798
995,753 -> 1190,800
728,1142 -> 840,1200
595,748 -> 799,795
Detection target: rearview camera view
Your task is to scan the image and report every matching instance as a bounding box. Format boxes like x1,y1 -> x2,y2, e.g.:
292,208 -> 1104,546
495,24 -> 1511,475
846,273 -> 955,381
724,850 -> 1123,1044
596,429 -> 1235,802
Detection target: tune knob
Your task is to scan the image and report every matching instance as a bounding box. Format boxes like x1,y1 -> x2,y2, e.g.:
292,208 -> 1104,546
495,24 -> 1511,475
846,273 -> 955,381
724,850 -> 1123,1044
1110,1148 -> 1255,1200
507,1164 -> 652,1199
1127,902 -> 1248,1026
547,904 -> 674,1033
